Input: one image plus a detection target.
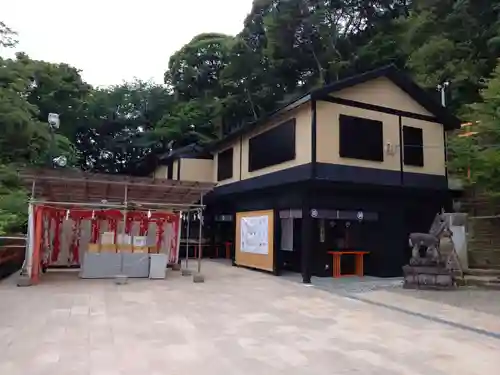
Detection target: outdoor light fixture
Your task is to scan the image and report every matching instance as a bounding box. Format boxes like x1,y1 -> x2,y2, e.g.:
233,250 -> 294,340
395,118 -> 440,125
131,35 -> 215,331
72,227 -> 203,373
437,81 -> 450,107
65,209 -> 70,220
53,155 -> 67,167
48,113 -> 60,129
147,210 -> 152,219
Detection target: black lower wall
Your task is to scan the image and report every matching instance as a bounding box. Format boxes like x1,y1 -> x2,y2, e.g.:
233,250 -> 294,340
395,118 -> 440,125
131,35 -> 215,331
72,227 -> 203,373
205,181 -> 452,278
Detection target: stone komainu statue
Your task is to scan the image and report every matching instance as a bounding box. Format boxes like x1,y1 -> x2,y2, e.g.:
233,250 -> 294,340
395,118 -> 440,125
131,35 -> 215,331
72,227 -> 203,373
403,211 -> 457,289
408,212 -> 451,265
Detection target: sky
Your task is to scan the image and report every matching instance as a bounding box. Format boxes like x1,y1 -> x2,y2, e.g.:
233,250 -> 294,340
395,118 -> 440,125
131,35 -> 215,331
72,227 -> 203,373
1,0 -> 252,87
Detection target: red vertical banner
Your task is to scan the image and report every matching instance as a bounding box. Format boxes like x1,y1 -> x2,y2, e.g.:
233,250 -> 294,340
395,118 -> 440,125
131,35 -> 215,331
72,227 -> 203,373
90,218 -> 100,243
108,218 -> 118,243
139,217 -> 149,236
69,219 -> 81,265
169,214 -> 181,264
125,216 -> 134,235
51,212 -> 63,262
156,219 -> 165,251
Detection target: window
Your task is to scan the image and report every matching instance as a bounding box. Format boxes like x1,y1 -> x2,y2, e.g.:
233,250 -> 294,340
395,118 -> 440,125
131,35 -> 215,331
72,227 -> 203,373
403,126 -> 424,167
248,119 -> 296,172
217,148 -> 234,181
167,161 -> 173,179
339,115 -> 384,162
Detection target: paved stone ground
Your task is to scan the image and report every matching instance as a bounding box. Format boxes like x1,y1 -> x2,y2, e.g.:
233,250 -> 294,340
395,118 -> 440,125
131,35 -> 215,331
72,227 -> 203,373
389,287 -> 500,316
1,261 -> 499,375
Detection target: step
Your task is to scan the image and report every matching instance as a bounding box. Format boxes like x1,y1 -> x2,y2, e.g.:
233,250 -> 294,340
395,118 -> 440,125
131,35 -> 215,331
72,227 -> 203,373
464,275 -> 500,290
465,268 -> 500,277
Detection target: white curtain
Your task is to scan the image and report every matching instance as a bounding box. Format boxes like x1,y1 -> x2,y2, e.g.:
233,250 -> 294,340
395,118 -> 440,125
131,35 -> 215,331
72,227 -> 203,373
280,218 -> 294,251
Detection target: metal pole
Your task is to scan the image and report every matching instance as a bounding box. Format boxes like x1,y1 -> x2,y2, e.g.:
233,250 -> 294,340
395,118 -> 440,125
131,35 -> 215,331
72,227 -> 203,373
21,180 -> 36,277
185,211 -> 190,269
197,194 -> 204,274
122,184 -> 128,238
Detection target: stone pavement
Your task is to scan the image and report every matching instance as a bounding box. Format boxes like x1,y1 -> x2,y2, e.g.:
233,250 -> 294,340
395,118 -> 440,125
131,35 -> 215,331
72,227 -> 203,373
0,261 -> 499,375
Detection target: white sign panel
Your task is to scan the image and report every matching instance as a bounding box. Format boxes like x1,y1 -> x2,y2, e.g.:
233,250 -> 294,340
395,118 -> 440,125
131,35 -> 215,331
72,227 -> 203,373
240,215 -> 269,255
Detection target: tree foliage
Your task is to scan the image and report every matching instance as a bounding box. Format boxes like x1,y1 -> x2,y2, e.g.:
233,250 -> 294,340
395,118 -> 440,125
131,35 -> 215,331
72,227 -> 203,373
3,1 -> 500,231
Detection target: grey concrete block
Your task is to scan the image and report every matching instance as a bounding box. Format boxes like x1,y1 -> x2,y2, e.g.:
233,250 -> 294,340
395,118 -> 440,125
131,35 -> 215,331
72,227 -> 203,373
171,263 -> 181,271
114,275 -> 128,285
16,274 -> 32,287
181,269 -> 192,276
193,273 -> 205,283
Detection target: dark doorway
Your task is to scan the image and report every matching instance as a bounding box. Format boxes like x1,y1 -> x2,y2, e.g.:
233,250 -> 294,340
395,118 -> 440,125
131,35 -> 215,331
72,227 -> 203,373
312,218 -> 380,277
279,218 -> 302,273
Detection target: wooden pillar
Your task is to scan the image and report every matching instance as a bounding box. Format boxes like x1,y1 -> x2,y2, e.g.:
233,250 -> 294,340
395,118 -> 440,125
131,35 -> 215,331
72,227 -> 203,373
301,195 -> 313,284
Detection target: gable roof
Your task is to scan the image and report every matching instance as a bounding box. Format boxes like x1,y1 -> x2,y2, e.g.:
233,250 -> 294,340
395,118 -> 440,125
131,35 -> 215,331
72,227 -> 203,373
207,65 -> 461,152
312,64 -> 460,129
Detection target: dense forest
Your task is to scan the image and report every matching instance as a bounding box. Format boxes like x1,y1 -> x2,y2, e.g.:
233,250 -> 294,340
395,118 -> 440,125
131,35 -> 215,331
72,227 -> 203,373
2,0 -> 500,233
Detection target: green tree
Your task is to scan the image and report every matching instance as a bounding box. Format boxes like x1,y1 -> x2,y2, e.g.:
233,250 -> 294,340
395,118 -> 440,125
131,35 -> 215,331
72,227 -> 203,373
75,80 -> 173,173
0,21 -> 17,48
448,60 -> 500,194
402,0 -> 500,112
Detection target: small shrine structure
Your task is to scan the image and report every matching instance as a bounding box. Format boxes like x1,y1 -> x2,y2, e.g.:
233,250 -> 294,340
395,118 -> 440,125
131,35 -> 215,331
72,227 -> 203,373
18,168 -> 214,284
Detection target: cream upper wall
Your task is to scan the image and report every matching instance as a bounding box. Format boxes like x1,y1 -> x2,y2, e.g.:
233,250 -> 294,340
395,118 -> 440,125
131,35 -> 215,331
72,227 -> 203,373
213,103 -> 312,184
241,104 -> 312,179
179,158 -> 214,182
172,160 -> 179,180
402,117 -> 445,175
213,141 -> 241,186
316,101 -> 400,171
335,77 -> 433,116
153,166 -> 168,179
316,101 -> 446,176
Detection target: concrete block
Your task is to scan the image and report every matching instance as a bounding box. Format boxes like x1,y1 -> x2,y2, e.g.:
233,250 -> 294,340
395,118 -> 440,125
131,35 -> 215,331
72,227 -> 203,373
193,273 -> 205,283
17,274 -> 32,287
114,275 -> 128,285
171,263 -> 181,271
181,269 -> 192,276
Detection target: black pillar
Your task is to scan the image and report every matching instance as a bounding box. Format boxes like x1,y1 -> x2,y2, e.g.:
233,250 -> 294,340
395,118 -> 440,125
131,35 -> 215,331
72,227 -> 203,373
301,195 -> 313,283
273,208 -> 281,276
208,213 -> 216,258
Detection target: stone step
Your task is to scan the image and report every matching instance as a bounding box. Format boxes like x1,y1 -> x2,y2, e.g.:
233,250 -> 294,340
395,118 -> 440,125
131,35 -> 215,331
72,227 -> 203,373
464,275 -> 500,290
465,268 -> 500,277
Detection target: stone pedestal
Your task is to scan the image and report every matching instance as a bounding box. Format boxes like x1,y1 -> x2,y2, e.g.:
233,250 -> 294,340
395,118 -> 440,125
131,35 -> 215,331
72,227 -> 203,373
403,264 -> 456,290
181,269 -> 192,276
193,273 -> 205,283
171,263 -> 181,271
114,275 -> 128,285
17,274 -> 33,287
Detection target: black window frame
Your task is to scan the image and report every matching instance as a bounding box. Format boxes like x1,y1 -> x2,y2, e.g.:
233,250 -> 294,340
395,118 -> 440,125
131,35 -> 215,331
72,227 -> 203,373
403,125 -> 424,167
167,161 -> 174,179
339,114 -> 384,162
217,147 -> 234,181
248,119 -> 296,172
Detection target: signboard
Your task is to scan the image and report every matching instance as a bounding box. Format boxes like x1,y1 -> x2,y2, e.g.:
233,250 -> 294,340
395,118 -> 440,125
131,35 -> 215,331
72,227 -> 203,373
240,215 -> 269,255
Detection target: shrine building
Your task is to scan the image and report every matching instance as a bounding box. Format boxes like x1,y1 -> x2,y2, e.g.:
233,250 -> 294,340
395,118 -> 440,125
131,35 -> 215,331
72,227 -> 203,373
152,65 -> 461,283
